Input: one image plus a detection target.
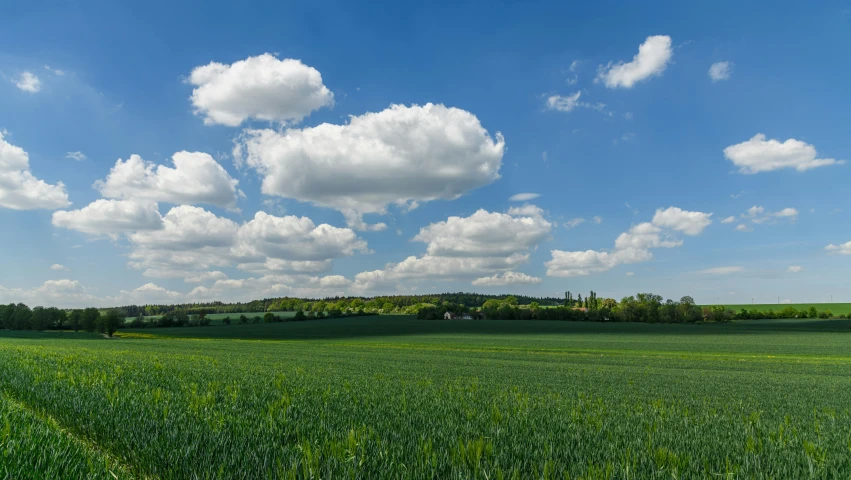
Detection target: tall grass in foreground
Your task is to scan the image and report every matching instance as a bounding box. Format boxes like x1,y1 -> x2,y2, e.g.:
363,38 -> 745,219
0,318 -> 850,478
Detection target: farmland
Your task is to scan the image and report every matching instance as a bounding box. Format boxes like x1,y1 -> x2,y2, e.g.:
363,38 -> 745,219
712,303 -> 851,316
2,316 -> 851,478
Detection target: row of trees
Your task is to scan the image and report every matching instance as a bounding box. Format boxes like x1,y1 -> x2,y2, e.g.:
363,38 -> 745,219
0,304 -> 122,336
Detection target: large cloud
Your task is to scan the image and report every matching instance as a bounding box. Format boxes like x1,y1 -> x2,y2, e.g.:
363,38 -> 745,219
188,54 -> 333,127
413,208 -> 551,257
187,274 -> 351,303
724,134 -> 844,174
52,200 -> 163,235
597,35 -> 673,89
126,207 -> 366,280
825,241 -> 851,255
0,132 -> 70,210
95,152 -> 241,208
14,72 -> 41,93
546,206 -> 711,277
234,103 -> 505,229
353,206 -> 549,292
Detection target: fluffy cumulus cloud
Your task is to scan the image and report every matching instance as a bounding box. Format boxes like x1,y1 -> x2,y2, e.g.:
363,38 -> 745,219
472,271 -> 542,287
53,200 -> 163,235
66,151 -> 86,161
0,279 -> 96,307
234,103 -> 505,230
597,35 -> 673,89
413,208 -> 551,258
695,266 -> 744,275
95,152 -> 240,208
14,72 -> 41,92
546,206 -> 711,277
126,207 -> 366,280
188,54 -> 333,127
187,274 -> 351,303
0,132 -> 70,210
545,91 -> 608,115
353,206 -> 550,292
708,61 -> 733,82
724,134 -> 844,174
651,206 -> 713,235
825,241 -> 851,255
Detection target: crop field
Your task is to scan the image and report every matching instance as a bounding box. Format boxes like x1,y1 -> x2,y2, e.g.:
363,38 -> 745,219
711,303 -> 851,315
1,316 -> 851,478
123,311 -> 296,325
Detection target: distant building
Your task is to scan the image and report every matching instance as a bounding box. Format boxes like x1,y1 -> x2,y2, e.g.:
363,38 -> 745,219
444,312 -> 474,320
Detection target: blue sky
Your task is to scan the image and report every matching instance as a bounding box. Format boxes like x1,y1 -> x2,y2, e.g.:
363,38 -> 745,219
1,0 -> 850,307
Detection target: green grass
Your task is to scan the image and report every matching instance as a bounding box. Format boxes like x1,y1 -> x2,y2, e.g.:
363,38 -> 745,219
1,316 -> 850,478
704,302 -> 851,315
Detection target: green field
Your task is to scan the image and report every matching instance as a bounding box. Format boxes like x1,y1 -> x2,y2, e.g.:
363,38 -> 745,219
2,316 -> 851,478
710,303 -> 851,315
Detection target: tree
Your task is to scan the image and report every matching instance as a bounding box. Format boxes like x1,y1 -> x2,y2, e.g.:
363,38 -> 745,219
264,312 -> 277,323
102,311 -> 122,337
222,316 -> 231,325
382,302 -> 395,313
31,306 -> 49,331
81,308 -> 100,332
69,310 -> 82,332
529,302 -> 539,310
14,304 -> 32,330
239,314 -> 249,324
294,310 -> 306,321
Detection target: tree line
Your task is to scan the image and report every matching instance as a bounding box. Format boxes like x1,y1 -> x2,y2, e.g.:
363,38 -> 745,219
0,304 -> 122,336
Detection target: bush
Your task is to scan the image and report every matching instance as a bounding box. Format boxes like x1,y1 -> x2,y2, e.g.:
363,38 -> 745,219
264,312 -> 277,323
222,317 -> 231,325
239,315 -> 249,324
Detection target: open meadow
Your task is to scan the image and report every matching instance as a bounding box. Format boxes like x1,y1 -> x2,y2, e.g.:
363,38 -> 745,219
1,316 -> 850,478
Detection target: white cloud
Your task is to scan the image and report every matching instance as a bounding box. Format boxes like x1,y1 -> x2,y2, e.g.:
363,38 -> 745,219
564,218 -> 586,228
66,151 -> 87,161
14,72 -> 41,93
708,61 -> 733,82
95,152 -> 240,208
597,35 -> 673,88
0,279 -> 96,308
127,207 -> 365,280
0,132 -> 70,210
740,205 -> 798,225
546,206 -> 711,277
780,299 -> 793,305
235,103 -> 504,230
353,207 -> 549,292
621,133 -> 636,142
787,265 -> 802,273
825,241 -> 851,255
188,274 -> 353,303
232,211 -> 368,262
625,271 -> 635,276
413,208 -> 551,258
734,224 -> 751,232
592,216 -> 602,224
49,264 -> 66,271
53,200 -> 164,235
651,206 -> 713,235
44,65 -> 65,76
724,134 -> 844,174
188,53 -> 333,127
546,92 -> 581,112
472,271 -> 542,287
546,247 -> 652,277
509,193 -> 540,202
184,271 -> 228,283
695,266 -> 744,275
721,216 -> 736,224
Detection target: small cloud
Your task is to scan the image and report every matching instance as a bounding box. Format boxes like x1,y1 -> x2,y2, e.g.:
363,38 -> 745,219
734,224 -> 751,232
623,112 -> 633,120
621,133 -> 636,142
66,151 -> 87,161
566,75 -> 578,85
509,193 -> 541,202
14,71 -> 41,92
542,151 -> 548,164
787,265 -> 802,273
592,216 -> 602,224
625,271 -> 635,276
696,266 -> 744,275
721,216 -> 736,224
708,61 -> 733,82
569,60 -> 580,72
564,218 -> 586,228
825,241 -> 851,255
44,65 -> 65,76
50,264 -> 67,271
780,299 -> 793,304
730,191 -> 745,199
